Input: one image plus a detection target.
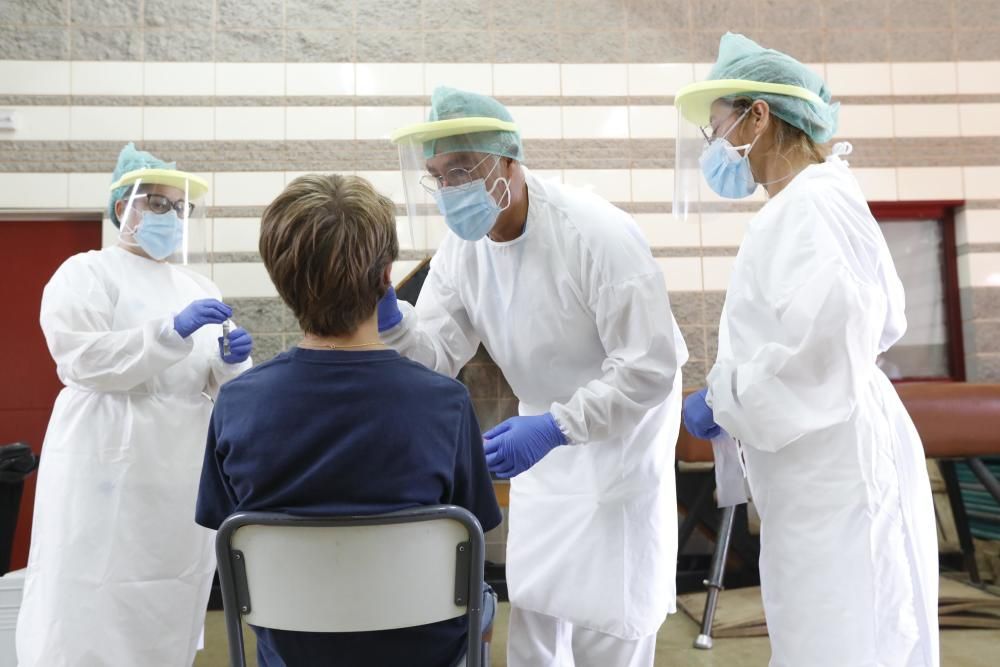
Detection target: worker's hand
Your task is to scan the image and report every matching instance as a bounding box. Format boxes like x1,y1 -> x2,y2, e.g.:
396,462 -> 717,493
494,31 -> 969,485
484,413 -> 568,479
377,285 -> 403,332
174,299 -> 232,339
683,388 -> 722,440
219,327 -> 253,364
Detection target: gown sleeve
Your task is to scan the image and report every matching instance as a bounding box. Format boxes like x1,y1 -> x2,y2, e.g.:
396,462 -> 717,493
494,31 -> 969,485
549,243 -> 683,445
39,254 -> 194,393
380,255 -> 481,379
707,198 -> 887,453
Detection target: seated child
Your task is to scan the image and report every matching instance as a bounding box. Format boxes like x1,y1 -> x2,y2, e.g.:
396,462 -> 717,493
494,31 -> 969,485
195,174 -> 501,667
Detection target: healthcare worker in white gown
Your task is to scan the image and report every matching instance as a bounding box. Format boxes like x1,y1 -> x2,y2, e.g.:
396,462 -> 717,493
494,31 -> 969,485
676,34 -> 939,667
380,87 -> 688,666
16,144 -> 254,666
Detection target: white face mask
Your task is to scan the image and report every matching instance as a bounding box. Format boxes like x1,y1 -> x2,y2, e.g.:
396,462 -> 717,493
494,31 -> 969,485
699,107 -> 761,199
432,157 -> 511,241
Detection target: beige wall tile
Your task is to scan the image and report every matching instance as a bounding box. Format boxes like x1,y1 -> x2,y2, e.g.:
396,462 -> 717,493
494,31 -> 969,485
0,173 -> 69,207
957,61 -> 1000,94
837,105 -> 894,139
0,106 -> 70,141
493,63 -> 561,95
957,209 -> 1000,244
634,213 -> 701,247
355,63 -> 424,96
69,106 -> 142,140
963,166 -> 1000,200
564,169 -> 631,202
216,63 -> 285,96
630,168 -> 672,202
627,63 -> 695,96
702,256 -> 737,291
561,106 -> 629,139
214,171 -> 285,207
628,106 -> 675,139
285,107 -> 355,141
892,104 -> 960,138
826,63 -> 892,95
561,64 -> 628,96
0,60 -> 71,95
891,62 -> 957,95
658,257 -> 703,291
424,63 -> 492,95
286,63 -> 354,96
959,103 -> 1000,137
215,107 -> 285,141
144,62 -> 215,96
144,107 -> 215,141
71,61 -> 142,95
896,167 -> 964,200
214,262 -> 278,298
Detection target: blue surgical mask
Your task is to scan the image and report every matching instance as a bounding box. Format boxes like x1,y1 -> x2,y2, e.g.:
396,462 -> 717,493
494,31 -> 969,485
135,210 -> 183,260
700,109 -> 760,199
432,164 -> 511,242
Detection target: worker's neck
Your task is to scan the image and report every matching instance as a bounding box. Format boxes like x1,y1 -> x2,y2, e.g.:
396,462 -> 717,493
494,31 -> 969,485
300,314 -> 386,351
758,151 -> 817,198
488,181 -> 529,243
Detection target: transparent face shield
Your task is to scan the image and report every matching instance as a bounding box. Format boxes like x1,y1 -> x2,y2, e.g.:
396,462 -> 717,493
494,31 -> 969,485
392,117 -> 520,248
673,96 -> 757,219
114,172 -> 208,266
397,139 -> 513,241
396,137 -> 438,251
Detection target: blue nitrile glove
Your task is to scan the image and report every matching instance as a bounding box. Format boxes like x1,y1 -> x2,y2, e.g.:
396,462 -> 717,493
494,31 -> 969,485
174,299 -> 232,339
219,327 -> 253,364
683,388 -> 722,440
484,413 -> 568,479
377,285 -> 403,332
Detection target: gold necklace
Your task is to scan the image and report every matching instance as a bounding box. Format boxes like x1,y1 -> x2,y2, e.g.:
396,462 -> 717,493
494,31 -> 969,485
299,339 -> 385,350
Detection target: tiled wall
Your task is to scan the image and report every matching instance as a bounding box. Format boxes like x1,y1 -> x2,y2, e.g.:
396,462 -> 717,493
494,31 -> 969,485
2,0 -> 1000,400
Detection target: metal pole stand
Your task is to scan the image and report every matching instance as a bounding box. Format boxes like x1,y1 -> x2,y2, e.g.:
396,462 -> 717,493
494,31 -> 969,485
694,504 -> 736,650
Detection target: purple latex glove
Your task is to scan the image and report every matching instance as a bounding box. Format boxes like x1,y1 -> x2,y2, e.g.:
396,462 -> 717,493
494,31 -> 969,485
377,285 -> 403,332
682,388 -> 722,440
484,413 -> 568,479
174,299 -> 232,339
218,327 -> 253,364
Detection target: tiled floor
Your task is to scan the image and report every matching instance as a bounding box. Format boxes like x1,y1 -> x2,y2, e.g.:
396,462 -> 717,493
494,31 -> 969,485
196,601 -> 1000,666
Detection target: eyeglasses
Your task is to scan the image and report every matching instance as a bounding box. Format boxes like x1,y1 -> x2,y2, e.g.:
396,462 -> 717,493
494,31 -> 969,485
699,106 -> 752,145
420,154 -> 498,193
132,192 -> 196,217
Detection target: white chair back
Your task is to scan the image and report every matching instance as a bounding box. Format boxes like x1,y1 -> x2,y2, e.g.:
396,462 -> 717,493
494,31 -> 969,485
216,506 -> 485,667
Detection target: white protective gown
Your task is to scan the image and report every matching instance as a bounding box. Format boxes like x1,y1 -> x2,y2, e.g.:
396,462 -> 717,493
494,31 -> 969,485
17,246 -> 251,667
707,149 -> 939,667
384,169 -> 688,640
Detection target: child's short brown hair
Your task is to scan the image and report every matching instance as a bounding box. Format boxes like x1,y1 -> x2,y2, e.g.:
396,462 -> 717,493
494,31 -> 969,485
259,174 -> 399,337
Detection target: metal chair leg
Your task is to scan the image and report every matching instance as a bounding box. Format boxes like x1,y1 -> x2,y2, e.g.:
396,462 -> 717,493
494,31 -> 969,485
694,504 -> 736,650
940,459 -> 981,583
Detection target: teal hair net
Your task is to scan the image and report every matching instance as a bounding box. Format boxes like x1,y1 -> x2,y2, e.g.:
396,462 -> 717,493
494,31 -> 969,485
708,32 -> 839,144
424,86 -> 524,161
107,142 -> 174,228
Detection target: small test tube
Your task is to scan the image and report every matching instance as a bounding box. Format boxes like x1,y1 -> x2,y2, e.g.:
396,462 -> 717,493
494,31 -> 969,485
222,320 -> 232,355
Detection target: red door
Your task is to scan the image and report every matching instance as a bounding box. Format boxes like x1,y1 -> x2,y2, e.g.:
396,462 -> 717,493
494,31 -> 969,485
0,219 -> 102,570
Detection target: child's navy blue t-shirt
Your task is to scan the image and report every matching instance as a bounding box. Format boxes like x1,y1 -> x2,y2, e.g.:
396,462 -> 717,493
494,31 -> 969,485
196,347 -> 502,667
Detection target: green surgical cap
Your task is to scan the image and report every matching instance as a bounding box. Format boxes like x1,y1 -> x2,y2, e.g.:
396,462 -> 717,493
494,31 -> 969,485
108,142 -> 174,228
424,86 -> 524,161
708,33 -> 839,144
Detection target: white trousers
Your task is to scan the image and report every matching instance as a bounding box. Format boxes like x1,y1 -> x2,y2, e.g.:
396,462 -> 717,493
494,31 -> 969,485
507,606 -> 657,667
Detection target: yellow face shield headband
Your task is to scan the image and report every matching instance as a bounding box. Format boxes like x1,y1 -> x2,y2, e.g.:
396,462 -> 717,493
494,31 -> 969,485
674,79 -> 826,126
